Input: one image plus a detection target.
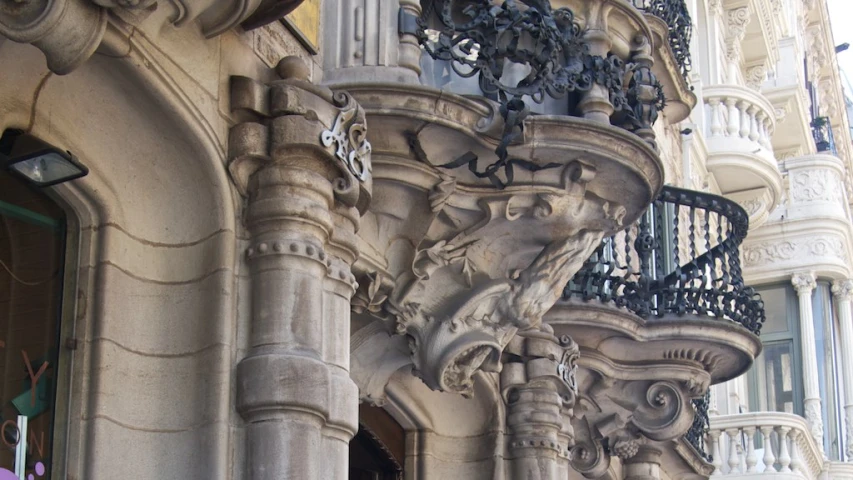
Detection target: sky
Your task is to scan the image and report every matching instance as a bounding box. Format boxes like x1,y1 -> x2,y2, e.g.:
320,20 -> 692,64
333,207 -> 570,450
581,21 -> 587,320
828,0 -> 853,96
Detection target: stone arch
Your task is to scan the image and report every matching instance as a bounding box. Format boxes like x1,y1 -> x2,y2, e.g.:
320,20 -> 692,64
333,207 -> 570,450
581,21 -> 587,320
0,29 -> 238,480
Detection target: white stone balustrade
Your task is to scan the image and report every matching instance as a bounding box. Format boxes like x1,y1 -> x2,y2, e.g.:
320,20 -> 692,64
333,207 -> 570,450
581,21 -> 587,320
702,84 -> 782,228
708,412 -> 824,479
704,85 -> 776,157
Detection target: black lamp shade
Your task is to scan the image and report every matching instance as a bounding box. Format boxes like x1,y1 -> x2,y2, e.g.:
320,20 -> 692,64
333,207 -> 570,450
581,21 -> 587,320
0,130 -> 88,187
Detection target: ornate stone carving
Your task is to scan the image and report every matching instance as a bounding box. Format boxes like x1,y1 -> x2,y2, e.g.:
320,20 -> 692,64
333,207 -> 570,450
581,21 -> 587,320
792,271 -> 818,295
570,378 -> 701,478
229,57 -> 372,211
502,328 -> 580,476
725,7 -> 751,62
0,0 -> 306,74
804,399 -> 825,455
791,169 -> 843,203
832,279 -> 853,301
743,237 -> 848,267
745,64 -> 768,90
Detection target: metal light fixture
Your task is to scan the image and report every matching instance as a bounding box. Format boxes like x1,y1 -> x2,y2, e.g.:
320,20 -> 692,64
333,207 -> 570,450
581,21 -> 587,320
0,130 -> 88,187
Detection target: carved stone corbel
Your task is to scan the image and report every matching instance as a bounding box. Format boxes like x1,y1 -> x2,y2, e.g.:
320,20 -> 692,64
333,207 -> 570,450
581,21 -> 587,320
0,0 -> 107,74
724,7 -> 751,65
384,160 -> 623,395
570,376 -> 705,478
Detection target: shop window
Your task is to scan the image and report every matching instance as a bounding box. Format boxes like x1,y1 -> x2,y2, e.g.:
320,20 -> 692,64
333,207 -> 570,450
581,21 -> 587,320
0,171 -> 66,479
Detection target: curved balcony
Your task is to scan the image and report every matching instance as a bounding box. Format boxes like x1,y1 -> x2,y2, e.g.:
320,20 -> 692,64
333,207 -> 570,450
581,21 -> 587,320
564,185 -> 765,336
632,0 -> 698,123
703,85 -> 783,226
706,412 -> 823,478
545,187 -> 763,477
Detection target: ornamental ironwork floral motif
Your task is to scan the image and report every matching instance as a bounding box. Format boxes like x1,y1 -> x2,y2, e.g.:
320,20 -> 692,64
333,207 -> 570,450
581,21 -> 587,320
416,0 -> 664,188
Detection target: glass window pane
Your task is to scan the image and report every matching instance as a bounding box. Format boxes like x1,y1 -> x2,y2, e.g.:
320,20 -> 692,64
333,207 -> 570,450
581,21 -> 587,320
0,171 -> 65,479
760,286 -> 790,335
755,342 -> 797,414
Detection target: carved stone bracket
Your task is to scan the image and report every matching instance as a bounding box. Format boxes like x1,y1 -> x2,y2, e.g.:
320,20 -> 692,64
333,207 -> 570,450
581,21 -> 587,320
724,7 -> 751,64
340,83 -> 661,402
229,57 -> 372,213
570,375 -> 705,478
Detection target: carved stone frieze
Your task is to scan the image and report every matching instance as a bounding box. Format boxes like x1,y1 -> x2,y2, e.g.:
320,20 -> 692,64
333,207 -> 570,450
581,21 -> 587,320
791,168 -> 843,203
743,235 -> 848,267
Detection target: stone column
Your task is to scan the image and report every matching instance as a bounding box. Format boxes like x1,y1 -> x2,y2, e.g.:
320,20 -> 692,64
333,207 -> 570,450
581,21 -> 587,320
230,57 -> 373,479
623,446 -> 663,480
501,327 -> 579,480
791,272 -> 825,456
832,279 -> 853,460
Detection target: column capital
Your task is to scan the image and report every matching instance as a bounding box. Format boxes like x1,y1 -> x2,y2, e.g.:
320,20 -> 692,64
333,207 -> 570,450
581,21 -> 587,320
792,272 -> 817,295
832,279 -> 853,301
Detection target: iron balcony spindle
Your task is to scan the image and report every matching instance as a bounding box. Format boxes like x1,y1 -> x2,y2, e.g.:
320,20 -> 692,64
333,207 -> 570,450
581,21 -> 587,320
563,185 -> 766,335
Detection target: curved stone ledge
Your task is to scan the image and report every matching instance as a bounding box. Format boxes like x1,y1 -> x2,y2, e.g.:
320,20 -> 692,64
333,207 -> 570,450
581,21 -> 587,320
545,300 -> 762,385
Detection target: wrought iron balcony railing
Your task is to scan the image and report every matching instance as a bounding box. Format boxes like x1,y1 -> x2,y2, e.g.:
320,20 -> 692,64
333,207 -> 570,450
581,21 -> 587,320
686,393 -> 712,463
811,116 -> 837,155
632,0 -> 693,81
563,186 -> 765,335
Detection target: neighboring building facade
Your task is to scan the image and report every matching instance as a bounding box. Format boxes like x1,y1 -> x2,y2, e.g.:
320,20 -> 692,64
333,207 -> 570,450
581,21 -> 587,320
0,0 -> 847,479
686,0 -> 853,478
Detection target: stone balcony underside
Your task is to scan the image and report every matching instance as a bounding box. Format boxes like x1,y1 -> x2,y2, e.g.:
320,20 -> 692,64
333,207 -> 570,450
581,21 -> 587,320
703,84 -> 782,226
346,82 -> 663,397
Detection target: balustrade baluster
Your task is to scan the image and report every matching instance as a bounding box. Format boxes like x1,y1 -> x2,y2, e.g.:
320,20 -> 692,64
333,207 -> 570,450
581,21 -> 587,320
789,430 -> 804,474
757,112 -> 770,148
777,426 -> 792,472
726,98 -> 738,136
760,426 -> 776,473
744,426 -> 758,472
727,428 -> 742,473
738,100 -> 750,138
747,105 -> 759,141
709,98 -> 723,136
710,429 -> 724,476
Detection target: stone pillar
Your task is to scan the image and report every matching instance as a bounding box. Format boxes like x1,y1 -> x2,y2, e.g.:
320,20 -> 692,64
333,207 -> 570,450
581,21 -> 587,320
791,272 -> 825,456
623,446 -> 663,480
230,57 -> 373,479
501,327 -> 579,480
832,279 -> 853,460
322,0 -> 422,85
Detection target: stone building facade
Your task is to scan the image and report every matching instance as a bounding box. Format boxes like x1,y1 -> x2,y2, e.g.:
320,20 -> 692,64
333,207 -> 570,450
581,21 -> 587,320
0,0 -> 846,479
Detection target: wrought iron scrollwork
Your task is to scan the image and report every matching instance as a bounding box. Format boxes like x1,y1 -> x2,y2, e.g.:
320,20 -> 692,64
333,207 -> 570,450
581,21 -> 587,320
416,0 -> 664,188
564,186 -> 766,335
633,0 -> 693,81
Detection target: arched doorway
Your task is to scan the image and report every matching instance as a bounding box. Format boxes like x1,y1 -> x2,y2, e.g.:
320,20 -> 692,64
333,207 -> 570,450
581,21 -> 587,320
350,404 -> 405,480
0,162 -> 67,479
